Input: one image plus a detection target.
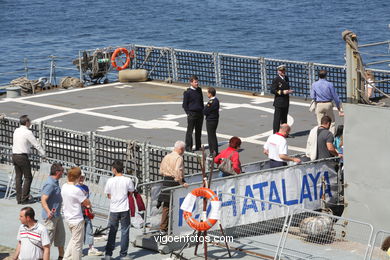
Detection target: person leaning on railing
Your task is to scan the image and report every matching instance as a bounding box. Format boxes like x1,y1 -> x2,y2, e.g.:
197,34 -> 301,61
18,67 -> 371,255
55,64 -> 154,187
214,136 -> 242,177
12,115 -> 46,205
157,140 -> 188,235
263,124 -> 301,168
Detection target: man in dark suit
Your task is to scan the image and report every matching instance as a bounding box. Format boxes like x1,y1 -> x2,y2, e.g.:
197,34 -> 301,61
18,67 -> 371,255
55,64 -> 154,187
271,65 -> 293,133
182,75 -> 204,152
203,87 -> 219,156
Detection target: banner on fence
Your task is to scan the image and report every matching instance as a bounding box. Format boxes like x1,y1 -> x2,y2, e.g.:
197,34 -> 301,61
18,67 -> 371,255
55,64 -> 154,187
170,160 -> 337,235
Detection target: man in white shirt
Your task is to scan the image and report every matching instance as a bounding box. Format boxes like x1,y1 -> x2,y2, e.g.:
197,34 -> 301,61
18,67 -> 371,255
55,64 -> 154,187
13,207 -> 50,260
12,115 -> 45,204
104,160 -> 135,259
264,124 -> 301,168
61,167 -> 92,260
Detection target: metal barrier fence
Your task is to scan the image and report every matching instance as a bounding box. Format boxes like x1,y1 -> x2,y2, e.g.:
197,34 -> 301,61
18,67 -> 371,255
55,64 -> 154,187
279,208 -> 374,260
369,230 -> 390,260
0,117 -> 202,187
217,192 -> 291,259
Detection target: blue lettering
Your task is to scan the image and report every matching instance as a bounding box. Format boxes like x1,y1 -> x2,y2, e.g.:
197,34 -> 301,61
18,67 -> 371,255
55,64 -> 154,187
308,172 -> 321,200
282,179 -> 298,205
269,181 -> 281,209
242,185 -> 258,214
253,181 -> 268,211
300,175 -> 312,203
219,188 -> 237,216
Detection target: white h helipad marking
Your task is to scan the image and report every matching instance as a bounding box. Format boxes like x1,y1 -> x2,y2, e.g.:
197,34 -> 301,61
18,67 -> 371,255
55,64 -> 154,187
97,125 -> 130,132
3,94 -> 305,152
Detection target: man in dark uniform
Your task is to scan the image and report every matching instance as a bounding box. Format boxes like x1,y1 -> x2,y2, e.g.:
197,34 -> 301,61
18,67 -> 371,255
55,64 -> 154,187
203,87 -> 219,156
271,65 -> 293,133
182,75 -> 204,152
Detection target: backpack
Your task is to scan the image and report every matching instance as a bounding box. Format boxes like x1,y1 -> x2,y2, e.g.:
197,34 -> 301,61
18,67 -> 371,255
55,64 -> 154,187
218,152 -> 237,175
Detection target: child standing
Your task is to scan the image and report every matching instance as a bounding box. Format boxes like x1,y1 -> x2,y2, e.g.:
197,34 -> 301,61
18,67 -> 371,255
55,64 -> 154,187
77,172 -> 103,256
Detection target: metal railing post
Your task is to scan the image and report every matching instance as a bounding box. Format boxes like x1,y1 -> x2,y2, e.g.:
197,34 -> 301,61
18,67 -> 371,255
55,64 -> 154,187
171,48 -> 178,82
39,121 -> 45,153
307,62 -> 315,99
259,57 -> 267,95
49,56 -> 57,86
78,50 -> 84,83
131,44 -> 136,69
24,58 -> 29,79
88,131 -> 95,168
213,52 -> 221,87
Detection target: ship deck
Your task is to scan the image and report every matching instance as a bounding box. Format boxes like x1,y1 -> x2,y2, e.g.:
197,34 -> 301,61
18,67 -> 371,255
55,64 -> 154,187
0,80 -> 344,163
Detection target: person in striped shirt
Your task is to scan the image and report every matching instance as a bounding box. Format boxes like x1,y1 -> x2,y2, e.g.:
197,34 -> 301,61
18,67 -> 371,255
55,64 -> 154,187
13,207 -> 50,260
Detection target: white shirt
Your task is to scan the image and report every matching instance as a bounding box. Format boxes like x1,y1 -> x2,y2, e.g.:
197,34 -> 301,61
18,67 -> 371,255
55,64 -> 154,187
264,133 -> 288,162
17,222 -> 50,260
104,175 -> 135,213
61,183 -> 87,224
12,125 -> 45,155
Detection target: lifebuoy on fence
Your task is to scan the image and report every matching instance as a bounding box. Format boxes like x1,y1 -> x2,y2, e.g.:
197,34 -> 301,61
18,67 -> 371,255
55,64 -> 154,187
111,48 -> 134,71
181,187 -> 221,232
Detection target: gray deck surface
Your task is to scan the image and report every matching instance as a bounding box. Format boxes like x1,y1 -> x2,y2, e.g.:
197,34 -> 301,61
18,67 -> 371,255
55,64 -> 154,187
0,80 -> 344,164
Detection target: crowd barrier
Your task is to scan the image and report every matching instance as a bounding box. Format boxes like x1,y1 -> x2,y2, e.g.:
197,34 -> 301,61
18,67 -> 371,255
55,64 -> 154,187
137,155 -> 384,259
280,208 -> 374,260
369,230 -> 390,259
0,117 -> 202,187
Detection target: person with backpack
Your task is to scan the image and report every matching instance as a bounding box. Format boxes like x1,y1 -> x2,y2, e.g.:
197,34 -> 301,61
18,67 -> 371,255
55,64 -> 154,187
214,136 -> 242,177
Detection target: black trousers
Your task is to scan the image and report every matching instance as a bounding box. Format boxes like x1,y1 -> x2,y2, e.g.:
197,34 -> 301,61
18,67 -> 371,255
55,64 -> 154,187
270,159 -> 287,168
185,112 -> 203,151
12,154 -> 32,203
206,120 -> 218,155
273,106 -> 289,133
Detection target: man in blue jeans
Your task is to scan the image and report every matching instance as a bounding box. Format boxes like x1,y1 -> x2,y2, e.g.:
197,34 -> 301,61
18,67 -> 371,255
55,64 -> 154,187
104,160 -> 135,259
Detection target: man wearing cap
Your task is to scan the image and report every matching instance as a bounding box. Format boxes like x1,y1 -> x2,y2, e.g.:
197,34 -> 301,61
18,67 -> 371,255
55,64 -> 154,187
271,65 -> 293,133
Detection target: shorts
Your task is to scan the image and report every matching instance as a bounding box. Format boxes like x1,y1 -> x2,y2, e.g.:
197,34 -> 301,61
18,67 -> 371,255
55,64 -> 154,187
43,216 -> 66,247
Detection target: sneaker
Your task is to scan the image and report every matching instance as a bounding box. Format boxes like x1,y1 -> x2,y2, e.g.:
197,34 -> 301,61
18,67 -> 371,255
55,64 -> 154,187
120,256 -> 133,260
88,247 -> 103,256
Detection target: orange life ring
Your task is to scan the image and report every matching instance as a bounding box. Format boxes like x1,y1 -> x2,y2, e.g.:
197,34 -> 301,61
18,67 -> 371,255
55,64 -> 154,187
111,48 -> 134,71
182,187 -> 219,232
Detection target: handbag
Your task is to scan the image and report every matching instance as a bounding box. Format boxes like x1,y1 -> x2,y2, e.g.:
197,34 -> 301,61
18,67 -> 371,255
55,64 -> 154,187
309,100 -> 316,112
84,208 -> 94,220
218,152 -> 237,175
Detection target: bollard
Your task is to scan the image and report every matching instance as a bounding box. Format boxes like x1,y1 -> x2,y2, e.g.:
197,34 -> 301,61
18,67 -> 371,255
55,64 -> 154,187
6,86 -> 22,98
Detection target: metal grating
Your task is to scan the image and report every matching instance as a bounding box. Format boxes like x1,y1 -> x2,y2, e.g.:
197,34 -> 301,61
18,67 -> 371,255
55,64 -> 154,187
43,126 -> 89,166
134,46 -> 172,80
219,54 -> 262,92
174,50 -> 216,86
94,135 -> 143,182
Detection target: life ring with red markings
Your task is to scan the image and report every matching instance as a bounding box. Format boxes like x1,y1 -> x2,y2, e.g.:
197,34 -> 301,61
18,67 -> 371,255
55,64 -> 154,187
182,187 -> 219,232
111,48 -> 134,71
